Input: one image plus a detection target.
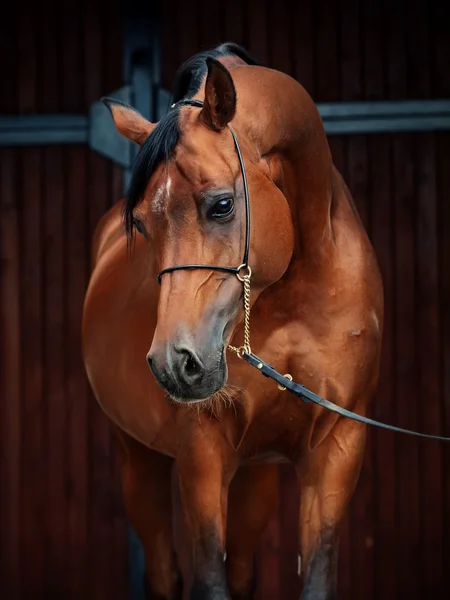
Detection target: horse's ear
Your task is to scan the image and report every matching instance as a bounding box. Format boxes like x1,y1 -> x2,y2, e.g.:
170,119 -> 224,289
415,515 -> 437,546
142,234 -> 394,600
200,58 -> 236,131
102,98 -> 156,145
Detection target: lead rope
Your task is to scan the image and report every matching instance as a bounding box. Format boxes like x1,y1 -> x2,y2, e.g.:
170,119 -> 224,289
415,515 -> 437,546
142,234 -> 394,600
228,269 -> 450,441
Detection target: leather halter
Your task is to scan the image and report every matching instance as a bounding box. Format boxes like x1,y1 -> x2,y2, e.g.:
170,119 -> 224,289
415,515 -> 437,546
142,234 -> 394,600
152,98 -> 450,442
157,99 -> 250,285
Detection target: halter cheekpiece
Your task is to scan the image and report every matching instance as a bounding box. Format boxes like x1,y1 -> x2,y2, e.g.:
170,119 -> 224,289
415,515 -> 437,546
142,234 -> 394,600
157,99 -> 251,285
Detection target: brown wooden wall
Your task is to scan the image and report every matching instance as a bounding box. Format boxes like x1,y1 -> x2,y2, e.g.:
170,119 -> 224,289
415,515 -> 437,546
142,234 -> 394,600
161,1 -> 450,599
0,1 -> 128,598
1,0 -> 450,599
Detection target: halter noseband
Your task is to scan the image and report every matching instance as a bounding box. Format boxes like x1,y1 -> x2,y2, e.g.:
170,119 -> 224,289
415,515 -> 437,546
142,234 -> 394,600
156,99 -> 251,285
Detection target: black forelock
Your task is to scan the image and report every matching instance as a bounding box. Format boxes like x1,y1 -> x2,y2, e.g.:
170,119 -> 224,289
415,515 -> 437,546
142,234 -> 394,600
124,108 -> 181,235
123,43 -> 260,237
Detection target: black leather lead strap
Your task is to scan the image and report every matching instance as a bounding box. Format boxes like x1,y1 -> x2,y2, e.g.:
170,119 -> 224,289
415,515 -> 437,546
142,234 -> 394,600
243,352 -> 450,441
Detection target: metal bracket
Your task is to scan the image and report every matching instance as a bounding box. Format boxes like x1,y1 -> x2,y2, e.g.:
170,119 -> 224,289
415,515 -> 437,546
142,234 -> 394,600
0,114 -> 88,146
319,99 -> 450,134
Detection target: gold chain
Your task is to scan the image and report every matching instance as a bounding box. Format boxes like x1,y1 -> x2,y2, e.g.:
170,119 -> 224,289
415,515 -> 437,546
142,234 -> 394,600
227,265 -> 292,388
228,266 -> 252,358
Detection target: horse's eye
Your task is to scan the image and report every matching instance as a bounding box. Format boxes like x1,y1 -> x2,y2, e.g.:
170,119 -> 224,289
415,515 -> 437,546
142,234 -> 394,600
133,217 -> 145,235
210,198 -> 234,219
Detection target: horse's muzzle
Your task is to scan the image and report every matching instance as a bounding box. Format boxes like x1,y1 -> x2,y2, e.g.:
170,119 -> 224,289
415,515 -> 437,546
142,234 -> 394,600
146,341 -> 227,402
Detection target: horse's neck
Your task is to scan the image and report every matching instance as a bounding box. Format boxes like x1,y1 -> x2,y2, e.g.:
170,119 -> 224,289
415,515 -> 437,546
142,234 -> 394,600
236,66 -> 334,257
281,153 -> 334,259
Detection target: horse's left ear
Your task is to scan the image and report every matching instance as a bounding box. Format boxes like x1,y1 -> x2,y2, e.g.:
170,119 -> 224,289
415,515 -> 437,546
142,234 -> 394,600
200,58 -> 237,131
102,98 -> 156,145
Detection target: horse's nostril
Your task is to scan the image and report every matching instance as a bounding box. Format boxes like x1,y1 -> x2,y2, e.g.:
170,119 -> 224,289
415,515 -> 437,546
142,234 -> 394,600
146,353 -> 154,372
177,348 -> 204,383
184,352 -> 199,376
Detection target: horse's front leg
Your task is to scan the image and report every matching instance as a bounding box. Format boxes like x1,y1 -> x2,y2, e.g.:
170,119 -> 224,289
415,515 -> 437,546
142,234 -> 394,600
177,427 -> 237,600
297,417 -> 366,600
116,429 -> 182,600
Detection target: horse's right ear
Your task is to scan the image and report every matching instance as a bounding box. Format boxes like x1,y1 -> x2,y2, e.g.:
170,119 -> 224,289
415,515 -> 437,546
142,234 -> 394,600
200,58 -> 236,131
102,98 -> 156,145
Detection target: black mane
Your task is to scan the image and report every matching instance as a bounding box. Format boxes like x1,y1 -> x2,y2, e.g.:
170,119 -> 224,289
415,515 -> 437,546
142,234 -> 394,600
124,43 -> 260,236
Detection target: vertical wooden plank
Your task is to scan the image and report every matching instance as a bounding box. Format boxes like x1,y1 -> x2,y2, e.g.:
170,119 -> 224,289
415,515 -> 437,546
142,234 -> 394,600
405,0 -> 431,101
223,0 -> 245,48
268,0 -> 291,75
161,0 -> 180,91
314,0 -> 340,102
103,0 -> 123,96
20,146 -> 46,597
17,2 -> 45,595
176,0 -> 200,65
291,0 -> 314,96
86,2 -> 128,596
247,0 -> 268,66
0,150 -> 21,600
408,2 -> 444,597
341,0 -> 362,102
431,0 -> 450,594
363,3 -> 397,600
40,0 -> 66,595
199,0 -> 221,50
61,0 -> 84,112
436,130 -> 450,600
415,132 -> 444,597
43,145 -> 67,597
369,133 -> 398,600
17,0 -> 37,113
62,2 -> 90,598
84,0 -> 115,596
429,0 -> 450,99
387,1 -> 421,598
0,2 -> 17,111
362,0 -> 384,101
39,0 -> 60,113
392,136 -> 421,600
66,146 -> 90,600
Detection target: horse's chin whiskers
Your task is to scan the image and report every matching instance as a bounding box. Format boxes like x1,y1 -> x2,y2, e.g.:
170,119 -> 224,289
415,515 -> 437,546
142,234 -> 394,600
166,383 -> 242,415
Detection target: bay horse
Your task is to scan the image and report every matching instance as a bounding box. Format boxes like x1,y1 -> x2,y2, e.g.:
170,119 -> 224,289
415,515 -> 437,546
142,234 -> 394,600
82,43 -> 383,600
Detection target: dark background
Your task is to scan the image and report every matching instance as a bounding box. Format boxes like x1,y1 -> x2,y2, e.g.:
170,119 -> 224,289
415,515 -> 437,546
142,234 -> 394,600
1,0 -> 450,598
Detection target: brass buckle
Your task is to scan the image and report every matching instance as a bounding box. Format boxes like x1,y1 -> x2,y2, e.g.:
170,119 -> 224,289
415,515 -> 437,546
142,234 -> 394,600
236,264 -> 252,282
278,374 -> 293,391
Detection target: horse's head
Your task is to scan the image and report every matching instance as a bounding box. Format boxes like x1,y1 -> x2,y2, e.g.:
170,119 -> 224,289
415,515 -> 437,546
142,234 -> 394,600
106,56 -> 294,401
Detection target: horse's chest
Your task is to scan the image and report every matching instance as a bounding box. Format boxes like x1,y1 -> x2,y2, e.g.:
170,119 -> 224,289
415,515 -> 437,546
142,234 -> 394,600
237,394 -> 314,462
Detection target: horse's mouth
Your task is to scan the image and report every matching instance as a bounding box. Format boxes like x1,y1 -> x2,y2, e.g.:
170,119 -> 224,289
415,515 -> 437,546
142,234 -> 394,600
153,349 -> 228,404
